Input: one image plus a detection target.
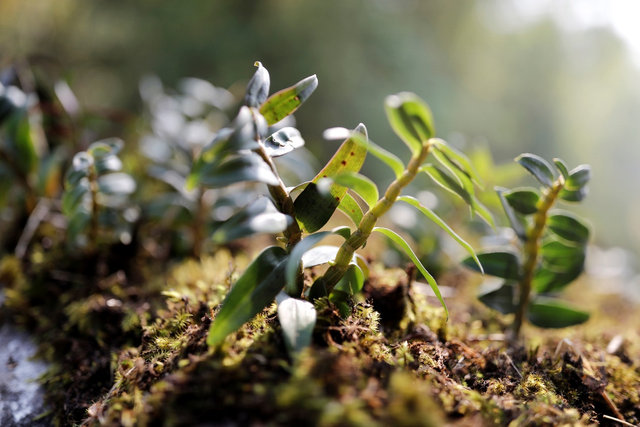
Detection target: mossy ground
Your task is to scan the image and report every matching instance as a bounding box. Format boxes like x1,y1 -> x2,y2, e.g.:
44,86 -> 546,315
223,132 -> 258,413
0,237 -> 639,427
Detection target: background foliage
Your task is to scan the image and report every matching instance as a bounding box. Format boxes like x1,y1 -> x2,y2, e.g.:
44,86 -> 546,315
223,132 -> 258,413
1,0 -> 640,256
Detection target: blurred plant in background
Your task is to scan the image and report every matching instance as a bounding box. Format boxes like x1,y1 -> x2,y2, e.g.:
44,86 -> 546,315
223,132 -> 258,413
137,74 -> 318,257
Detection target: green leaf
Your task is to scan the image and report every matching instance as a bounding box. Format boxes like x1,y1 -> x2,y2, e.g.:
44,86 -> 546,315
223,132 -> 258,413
565,165 -> 591,190
431,150 -> 494,228
463,251 -> 521,280
547,211 -> 590,245
244,61 -> 270,108
527,297 -> 589,328
285,231 -> 333,296
540,240 -> 585,269
496,187 -> 527,241
69,152 -> 94,177
553,158 -> 569,180
264,127 -> 305,158
62,179 -> 90,215
532,266 -> 583,294
332,172 -> 379,209
420,164 -> 472,206
260,74 -> 318,126
276,292 -> 317,357
385,92 -> 435,154
294,125 -> 367,233
373,227 -> 448,319
431,138 -> 484,188
478,281 -> 516,315
516,153 -> 555,188
190,154 -> 279,189
559,187 -> 588,203
503,188 -> 540,215
323,127 -> 405,179
88,138 -> 124,158
97,173 -> 137,195
334,263 -> 365,295
337,192 -> 363,227
207,246 -> 288,347
8,111 -> 38,175
398,195 -> 482,273
301,245 -> 341,268
67,209 -> 91,243
95,155 -> 123,174
211,197 -> 292,244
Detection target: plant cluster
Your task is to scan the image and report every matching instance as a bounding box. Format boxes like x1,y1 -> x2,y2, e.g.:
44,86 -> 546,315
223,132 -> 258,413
186,62 -> 493,355
463,154 -> 592,340
62,138 -> 137,249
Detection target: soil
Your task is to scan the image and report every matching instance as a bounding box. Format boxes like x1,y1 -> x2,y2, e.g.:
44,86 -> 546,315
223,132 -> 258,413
0,242 -> 638,427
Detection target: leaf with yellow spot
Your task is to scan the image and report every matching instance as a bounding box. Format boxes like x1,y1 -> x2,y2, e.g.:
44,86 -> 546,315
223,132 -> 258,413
294,124 -> 367,233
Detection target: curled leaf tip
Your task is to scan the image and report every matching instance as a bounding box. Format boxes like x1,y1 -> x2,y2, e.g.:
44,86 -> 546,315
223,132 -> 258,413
354,123 -> 368,139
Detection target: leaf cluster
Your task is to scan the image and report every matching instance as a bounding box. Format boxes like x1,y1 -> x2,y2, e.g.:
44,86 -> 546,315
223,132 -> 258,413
463,153 -> 592,332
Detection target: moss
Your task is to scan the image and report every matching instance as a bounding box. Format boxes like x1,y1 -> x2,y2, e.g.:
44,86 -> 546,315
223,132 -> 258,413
2,248 -> 640,426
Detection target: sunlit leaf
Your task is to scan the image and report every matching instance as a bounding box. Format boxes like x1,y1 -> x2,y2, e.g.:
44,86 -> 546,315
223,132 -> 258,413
264,127 -> 305,157
98,173 -> 137,195
516,153 -> 555,188
385,92 -> 435,154
463,250 -> 521,280
398,195 -> 482,273
244,61 -> 270,108
431,138 -> 484,188
294,125 -> 367,233
207,246 -> 288,347
276,292 -> 317,357
432,150 -> 494,227
337,192 -> 363,227
527,297 -> 589,328
260,74 -> 318,125
323,127 -> 405,178
373,227 -> 448,319
301,245 -> 341,268
420,164 -> 472,206
333,172 -> 379,209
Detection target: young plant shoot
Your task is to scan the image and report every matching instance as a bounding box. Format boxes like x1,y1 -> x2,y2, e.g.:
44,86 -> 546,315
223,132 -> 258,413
188,62 -> 488,356
62,139 -> 137,250
463,154 -> 592,342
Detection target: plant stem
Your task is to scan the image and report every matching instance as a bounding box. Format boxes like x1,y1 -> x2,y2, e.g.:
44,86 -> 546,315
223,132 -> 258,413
191,187 -> 205,258
510,179 -> 563,342
314,140 -> 432,297
88,166 -> 99,252
250,111 -> 302,252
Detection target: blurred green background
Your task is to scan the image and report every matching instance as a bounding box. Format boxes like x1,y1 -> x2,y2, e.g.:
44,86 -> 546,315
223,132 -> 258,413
1,0 -> 639,254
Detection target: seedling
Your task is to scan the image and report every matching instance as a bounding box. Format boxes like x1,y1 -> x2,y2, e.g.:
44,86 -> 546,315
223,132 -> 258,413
188,62 -> 489,356
463,153 -> 592,342
62,139 -> 137,250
